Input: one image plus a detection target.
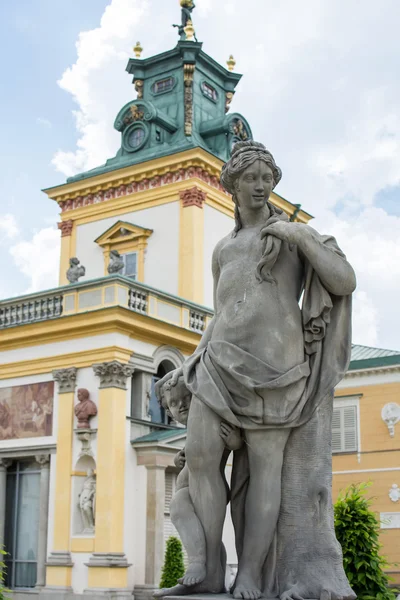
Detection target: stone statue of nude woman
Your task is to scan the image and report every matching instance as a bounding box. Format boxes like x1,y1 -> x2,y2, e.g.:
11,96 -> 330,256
156,141 -> 357,600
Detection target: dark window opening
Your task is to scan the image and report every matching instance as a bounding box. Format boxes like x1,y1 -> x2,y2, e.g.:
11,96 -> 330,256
148,360 -> 176,424
4,461 -> 41,589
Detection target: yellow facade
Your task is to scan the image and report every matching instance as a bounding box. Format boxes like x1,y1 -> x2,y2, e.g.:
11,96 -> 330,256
333,380 -> 400,584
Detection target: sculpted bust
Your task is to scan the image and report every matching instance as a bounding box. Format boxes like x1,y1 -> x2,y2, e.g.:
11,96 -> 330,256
74,388 -> 97,429
107,249 -> 124,274
66,257 -> 86,283
156,141 -> 356,600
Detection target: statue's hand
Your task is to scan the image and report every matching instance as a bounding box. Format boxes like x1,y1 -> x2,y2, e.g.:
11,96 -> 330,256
174,449 -> 186,471
220,422 -> 243,451
260,221 -> 310,247
154,367 -> 183,401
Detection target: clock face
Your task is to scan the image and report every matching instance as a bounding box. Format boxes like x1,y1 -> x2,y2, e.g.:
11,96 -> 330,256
128,127 -> 145,149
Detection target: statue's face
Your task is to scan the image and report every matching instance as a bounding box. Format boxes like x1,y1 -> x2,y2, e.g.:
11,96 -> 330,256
166,379 -> 191,425
77,389 -> 89,402
236,159 -> 274,211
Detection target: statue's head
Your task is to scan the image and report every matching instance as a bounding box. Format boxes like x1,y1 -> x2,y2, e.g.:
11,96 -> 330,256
160,376 -> 191,425
70,257 -> 79,266
180,0 -> 193,7
110,250 -> 120,258
221,141 -> 282,235
86,468 -> 94,478
77,388 -> 89,402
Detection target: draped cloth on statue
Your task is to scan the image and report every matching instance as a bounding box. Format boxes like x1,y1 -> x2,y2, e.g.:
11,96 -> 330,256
183,234 -> 354,599
183,234 -> 351,430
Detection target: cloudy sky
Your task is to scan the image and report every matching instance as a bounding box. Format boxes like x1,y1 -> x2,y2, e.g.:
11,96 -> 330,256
1,0 -> 400,349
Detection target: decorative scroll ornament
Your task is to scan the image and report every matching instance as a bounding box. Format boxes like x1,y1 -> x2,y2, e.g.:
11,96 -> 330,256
389,484 -> 400,503
381,402 -> 400,437
225,91 -> 234,114
135,79 -> 144,99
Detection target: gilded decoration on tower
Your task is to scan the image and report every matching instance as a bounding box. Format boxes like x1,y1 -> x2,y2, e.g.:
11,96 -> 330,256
184,63 -> 195,136
124,104 -> 144,124
133,41 -> 143,58
231,117 -> 248,141
134,79 -> 144,99
227,54 -> 236,72
225,91 -> 234,113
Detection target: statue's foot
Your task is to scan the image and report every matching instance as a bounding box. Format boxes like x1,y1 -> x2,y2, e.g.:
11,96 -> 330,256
178,562 -> 206,586
233,574 -> 262,600
154,584 -> 190,598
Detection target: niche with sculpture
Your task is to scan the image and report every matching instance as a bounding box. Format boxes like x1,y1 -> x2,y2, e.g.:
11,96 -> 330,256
72,455 -> 97,536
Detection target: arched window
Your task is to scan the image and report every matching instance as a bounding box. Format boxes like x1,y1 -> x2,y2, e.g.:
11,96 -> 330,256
148,359 -> 176,424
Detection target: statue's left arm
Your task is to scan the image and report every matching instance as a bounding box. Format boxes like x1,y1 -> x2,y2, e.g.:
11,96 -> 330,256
261,222 -> 356,296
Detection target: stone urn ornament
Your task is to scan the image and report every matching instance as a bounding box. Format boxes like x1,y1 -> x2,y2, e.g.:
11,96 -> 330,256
74,388 -> 98,429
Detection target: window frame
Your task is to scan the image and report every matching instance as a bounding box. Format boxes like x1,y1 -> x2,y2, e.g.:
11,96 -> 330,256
151,76 -> 176,96
201,81 -> 218,103
332,395 -> 361,454
121,251 -> 138,279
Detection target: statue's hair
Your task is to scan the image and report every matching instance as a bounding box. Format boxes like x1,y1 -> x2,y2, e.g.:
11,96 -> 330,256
220,141 -> 282,236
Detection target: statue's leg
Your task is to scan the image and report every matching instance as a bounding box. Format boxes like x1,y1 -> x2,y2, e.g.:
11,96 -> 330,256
185,395 -> 227,594
170,487 -> 206,586
233,428 -> 291,600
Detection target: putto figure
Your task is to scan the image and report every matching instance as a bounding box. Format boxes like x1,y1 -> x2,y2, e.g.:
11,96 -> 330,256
155,376 -> 242,597
107,249 -> 124,274
66,257 -> 86,283
157,141 -> 356,600
74,388 -> 97,429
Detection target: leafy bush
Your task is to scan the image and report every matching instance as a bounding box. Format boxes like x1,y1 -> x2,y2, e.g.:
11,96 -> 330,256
159,536 -> 185,589
334,483 -> 398,600
0,547 -> 10,600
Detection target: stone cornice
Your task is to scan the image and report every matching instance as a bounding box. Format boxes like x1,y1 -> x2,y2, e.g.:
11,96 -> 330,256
344,364 -> 400,378
43,148 -> 225,204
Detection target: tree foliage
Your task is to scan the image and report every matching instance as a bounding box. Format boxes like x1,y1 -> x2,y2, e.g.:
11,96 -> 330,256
334,483 -> 398,600
0,547 -> 10,600
159,536 -> 185,589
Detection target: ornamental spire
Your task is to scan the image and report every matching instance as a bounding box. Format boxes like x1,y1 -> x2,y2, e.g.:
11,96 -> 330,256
173,0 -> 197,42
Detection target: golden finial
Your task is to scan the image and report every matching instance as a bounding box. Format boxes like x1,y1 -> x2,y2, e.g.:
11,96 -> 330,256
184,19 -> 195,41
227,55 -> 236,72
133,41 -> 143,58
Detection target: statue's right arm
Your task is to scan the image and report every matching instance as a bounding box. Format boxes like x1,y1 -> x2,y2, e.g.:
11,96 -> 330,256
155,241 -> 222,397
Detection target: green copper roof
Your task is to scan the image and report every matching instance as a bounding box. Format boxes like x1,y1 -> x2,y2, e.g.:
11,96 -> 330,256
132,428 -> 186,444
348,344 -> 400,371
67,40 -> 252,184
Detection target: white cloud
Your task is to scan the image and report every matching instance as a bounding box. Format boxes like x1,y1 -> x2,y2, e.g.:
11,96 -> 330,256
36,117 -> 52,128
9,227 -> 60,294
52,0 -> 149,176
50,0 -> 400,350
0,214 -> 19,243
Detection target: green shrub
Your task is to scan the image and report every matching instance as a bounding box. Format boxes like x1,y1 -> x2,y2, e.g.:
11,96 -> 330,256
159,536 -> 185,588
0,547 -> 10,600
334,483 -> 397,600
